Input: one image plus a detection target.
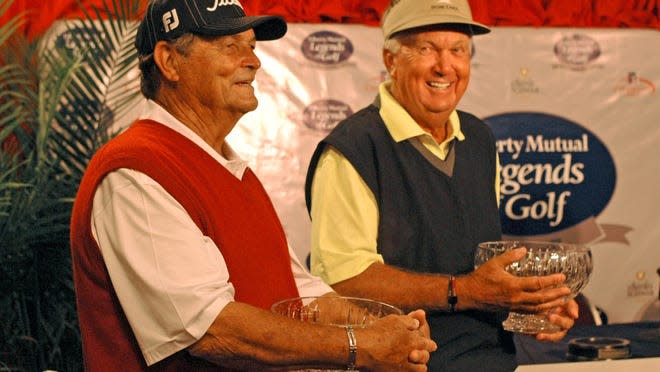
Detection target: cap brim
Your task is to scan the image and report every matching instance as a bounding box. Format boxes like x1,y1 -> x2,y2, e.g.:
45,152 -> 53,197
387,16 -> 490,40
194,15 -> 287,41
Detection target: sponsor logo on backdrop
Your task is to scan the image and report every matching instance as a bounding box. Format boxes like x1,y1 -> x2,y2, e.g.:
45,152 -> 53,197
252,141 -> 299,199
635,269 -> 660,321
55,25 -> 107,59
301,31 -> 354,65
468,42 -> 482,68
511,67 -> 540,94
553,34 -> 602,70
485,112 -> 631,245
302,99 -> 353,131
628,271 -> 654,297
615,72 -> 656,97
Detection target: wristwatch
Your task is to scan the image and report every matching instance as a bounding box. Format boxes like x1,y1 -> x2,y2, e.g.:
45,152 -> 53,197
448,274 -> 457,312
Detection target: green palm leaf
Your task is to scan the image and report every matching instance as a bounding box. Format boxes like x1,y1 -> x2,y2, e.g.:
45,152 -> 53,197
0,0 -> 143,370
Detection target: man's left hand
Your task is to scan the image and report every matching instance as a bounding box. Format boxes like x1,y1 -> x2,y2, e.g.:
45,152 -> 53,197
535,299 -> 579,341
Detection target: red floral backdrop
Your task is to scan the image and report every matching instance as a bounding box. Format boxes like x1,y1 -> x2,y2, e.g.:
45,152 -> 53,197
2,0 -> 659,41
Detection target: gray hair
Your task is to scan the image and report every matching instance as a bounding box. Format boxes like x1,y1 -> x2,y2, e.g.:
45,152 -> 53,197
138,34 -> 196,100
383,31 -> 473,56
383,36 -> 402,54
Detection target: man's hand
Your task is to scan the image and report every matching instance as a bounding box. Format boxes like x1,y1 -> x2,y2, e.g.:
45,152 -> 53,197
535,299 -> 579,341
459,247 -> 571,313
406,309 -> 433,365
359,313 -> 437,371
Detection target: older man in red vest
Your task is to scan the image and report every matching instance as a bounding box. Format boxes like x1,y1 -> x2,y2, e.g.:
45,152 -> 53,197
70,0 -> 436,370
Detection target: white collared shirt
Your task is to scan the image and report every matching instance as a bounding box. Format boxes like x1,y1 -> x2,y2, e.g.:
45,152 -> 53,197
91,100 -> 332,365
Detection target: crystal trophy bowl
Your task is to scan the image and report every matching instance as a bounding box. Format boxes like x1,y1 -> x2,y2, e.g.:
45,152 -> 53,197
475,240 -> 593,334
271,296 -> 403,371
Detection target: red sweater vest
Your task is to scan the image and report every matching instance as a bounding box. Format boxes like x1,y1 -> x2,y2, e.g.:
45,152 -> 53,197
70,120 -> 299,371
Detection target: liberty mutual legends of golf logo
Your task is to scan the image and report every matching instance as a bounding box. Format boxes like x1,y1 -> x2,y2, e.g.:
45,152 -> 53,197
485,112 -> 617,240
498,133 -> 587,228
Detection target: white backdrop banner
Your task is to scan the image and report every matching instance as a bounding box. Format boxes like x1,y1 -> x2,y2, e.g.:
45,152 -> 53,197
48,21 -> 659,324
229,25 -> 660,324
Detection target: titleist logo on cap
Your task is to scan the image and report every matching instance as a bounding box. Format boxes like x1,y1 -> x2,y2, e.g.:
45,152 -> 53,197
160,0 -> 245,35
206,0 -> 244,12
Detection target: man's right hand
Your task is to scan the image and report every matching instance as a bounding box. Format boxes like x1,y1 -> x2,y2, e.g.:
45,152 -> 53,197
459,247 -> 571,313
356,312 -> 437,371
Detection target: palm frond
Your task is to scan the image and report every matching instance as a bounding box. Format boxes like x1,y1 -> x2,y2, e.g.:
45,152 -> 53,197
37,49 -> 85,167
0,0 -> 143,370
0,0 -> 26,48
50,1 -> 142,181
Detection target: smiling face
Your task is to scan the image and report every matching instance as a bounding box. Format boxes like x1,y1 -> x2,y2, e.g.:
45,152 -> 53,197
384,29 -> 472,131
177,30 -> 261,117
150,29 -> 264,151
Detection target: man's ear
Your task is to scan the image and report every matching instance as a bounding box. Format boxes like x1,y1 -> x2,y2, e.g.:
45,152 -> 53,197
383,49 -> 396,79
153,41 -> 180,82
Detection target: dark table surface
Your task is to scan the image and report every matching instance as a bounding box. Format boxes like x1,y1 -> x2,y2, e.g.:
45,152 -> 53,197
515,321 -> 660,365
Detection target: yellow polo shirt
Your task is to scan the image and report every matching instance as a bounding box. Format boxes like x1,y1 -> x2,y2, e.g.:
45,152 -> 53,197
309,82 -> 499,285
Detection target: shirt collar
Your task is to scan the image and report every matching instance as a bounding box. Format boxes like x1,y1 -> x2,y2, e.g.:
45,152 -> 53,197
138,100 -> 248,179
377,81 -> 465,144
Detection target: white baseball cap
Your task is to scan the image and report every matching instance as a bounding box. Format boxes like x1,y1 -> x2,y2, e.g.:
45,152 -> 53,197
382,0 -> 490,40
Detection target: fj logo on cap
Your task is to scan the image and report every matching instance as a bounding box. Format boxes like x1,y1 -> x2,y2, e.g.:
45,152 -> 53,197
162,9 -> 180,33
207,0 -> 244,12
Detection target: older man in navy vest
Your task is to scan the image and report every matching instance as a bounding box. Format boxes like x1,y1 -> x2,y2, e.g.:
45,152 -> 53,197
306,0 -> 579,370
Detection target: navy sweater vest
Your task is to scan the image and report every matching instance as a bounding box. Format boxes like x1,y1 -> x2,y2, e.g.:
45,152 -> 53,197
305,106 -> 515,370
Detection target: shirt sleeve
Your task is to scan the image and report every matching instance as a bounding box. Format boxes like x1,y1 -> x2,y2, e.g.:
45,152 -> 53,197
309,146 -> 384,285
91,168 -> 234,366
287,244 -> 334,297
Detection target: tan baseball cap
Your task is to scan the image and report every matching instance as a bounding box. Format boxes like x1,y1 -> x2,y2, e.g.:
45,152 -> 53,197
382,0 -> 490,40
